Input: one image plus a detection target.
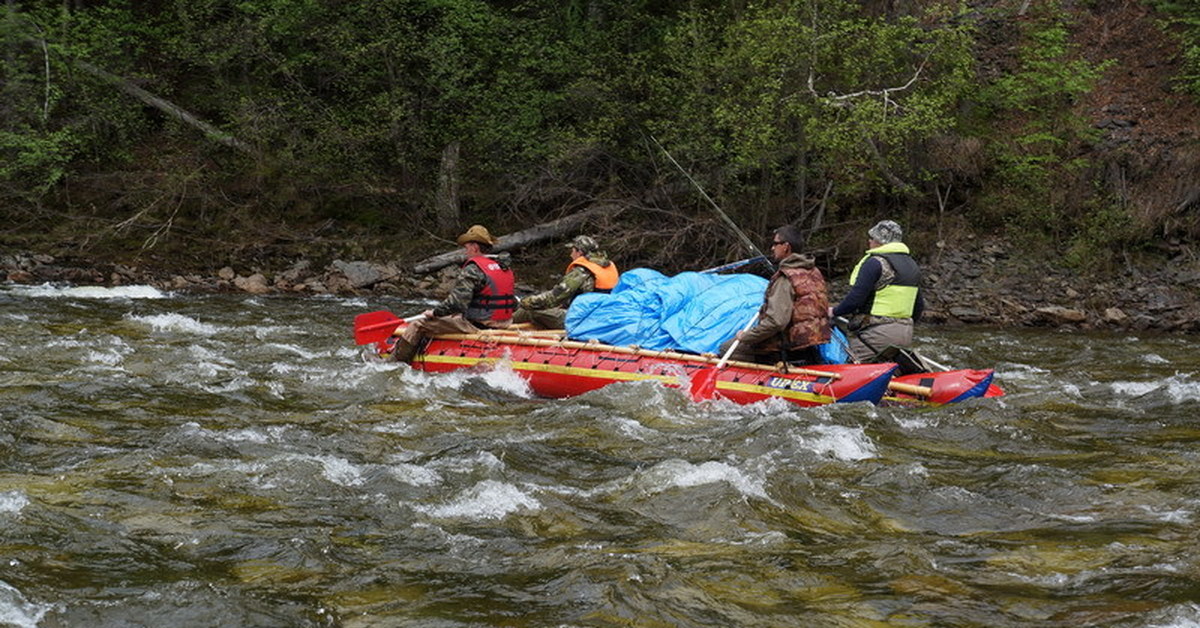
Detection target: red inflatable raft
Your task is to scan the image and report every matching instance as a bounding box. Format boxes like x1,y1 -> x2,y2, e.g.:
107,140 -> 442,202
354,312 -> 1001,408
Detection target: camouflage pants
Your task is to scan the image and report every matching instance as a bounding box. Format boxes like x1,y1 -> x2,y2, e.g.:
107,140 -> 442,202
512,306 -> 567,330
399,314 -> 510,345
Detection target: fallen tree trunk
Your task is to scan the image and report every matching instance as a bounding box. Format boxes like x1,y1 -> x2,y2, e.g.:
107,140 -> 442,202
412,204 -> 623,275
72,59 -> 255,156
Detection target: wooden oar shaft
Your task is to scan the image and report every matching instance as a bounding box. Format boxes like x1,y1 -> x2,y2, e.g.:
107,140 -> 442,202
887,381 -> 933,397
430,332 -> 842,379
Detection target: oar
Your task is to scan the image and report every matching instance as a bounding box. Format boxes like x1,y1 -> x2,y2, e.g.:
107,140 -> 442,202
353,311 -> 425,345
689,314 -> 758,401
699,256 -> 768,274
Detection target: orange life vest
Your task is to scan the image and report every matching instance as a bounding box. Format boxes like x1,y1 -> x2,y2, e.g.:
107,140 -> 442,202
566,257 -> 619,292
464,255 -> 516,322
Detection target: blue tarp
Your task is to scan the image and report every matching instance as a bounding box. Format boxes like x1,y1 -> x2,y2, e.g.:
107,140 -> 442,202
564,268 -> 850,363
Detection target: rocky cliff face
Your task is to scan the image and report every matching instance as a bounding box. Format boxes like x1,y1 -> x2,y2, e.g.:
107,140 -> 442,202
1076,0 -> 1200,237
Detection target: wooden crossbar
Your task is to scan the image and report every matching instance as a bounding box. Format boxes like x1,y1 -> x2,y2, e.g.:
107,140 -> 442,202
429,332 -> 842,379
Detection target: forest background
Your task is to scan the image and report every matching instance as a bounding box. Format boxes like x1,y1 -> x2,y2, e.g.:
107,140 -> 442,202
2,0 -> 1199,330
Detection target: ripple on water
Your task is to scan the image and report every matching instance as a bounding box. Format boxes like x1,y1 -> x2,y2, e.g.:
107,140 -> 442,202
4,283 -> 166,300
416,480 -> 541,520
0,581 -> 50,628
127,312 -> 220,335
0,490 -> 29,515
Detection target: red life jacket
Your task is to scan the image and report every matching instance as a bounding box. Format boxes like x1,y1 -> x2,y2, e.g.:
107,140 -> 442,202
464,255 -> 516,322
779,266 -> 831,350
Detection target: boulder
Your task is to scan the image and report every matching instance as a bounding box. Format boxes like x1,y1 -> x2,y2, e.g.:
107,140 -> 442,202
1035,305 -> 1087,325
331,260 -> 384,289
234,273 -> 271,294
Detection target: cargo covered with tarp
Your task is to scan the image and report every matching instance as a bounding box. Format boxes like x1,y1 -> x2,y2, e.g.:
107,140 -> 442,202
564,268 -> 848,363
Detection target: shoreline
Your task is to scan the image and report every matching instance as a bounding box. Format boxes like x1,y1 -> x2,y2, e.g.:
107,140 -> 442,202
4,242 -> 1198,334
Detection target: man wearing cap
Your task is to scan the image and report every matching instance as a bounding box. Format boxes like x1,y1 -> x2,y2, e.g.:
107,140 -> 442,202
830,220 -> 924,363
513,235 -> 619,329
389,224 -> 517,362
717,224 -> 830,364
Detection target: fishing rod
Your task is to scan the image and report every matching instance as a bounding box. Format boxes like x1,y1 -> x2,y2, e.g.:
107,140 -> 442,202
699,256 -> 768,274
650,135 -> 774,270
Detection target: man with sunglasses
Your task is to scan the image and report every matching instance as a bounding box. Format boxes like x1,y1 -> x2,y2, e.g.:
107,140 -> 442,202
716,225 -> 831,365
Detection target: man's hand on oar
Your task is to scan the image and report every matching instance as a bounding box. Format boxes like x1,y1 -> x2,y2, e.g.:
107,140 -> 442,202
353,311 -> 426,345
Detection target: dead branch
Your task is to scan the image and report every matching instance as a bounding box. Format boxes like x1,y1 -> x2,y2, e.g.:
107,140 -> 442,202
71,59 -> 255,155
411,204 -> 625,275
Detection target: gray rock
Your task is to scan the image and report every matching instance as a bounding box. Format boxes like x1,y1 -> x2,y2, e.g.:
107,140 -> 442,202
950,306 -> 986,322
331,260 -> 383,288
278,260 -> 312,283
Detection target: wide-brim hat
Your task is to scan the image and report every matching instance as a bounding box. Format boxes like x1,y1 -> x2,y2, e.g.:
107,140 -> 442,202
456,224 -> 497,246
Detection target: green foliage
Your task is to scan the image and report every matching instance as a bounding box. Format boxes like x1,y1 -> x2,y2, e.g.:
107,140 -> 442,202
1150,0 -> 1200,99
0,0 -> 1169,258
645,0 -> 975,219
1063,197 -> 1137,268
973,1 -> 1110,236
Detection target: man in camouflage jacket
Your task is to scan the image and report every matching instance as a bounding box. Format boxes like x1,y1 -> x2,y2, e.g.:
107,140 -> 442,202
390,225 -> 516,362
514,235 -> 619,329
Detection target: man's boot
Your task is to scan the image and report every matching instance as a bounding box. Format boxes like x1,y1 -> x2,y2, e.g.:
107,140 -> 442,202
390,337 -> 418,363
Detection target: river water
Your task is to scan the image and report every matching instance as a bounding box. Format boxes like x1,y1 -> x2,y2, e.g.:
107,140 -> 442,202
1,283 -> 1199,627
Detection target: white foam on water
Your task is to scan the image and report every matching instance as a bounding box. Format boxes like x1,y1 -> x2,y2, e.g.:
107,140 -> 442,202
638,459 -> 769,500
128,313 -> 220,335
428,362 -> 534,398
265,342 -> 326,360
268,362 -> 301,374
376,361 -> 534,401
1146,603 -> 1200,627
0,580 -> 50,628
5,282 -> 166,299
1142,353 -> 1171,365
0,490 -> 29,514
1110,374 -> 1200,404
1138,503 -> 1193,524
83,348 -> 127,366
185,423 -> 292,445
303,454 -> 366,486
609,416 -> 658,440
200,375 -> 258,394
388,462 -> 442,487
249,325 -> 300,340
895,415 -> 935,430
430,451 -> 506,475
797,424 -> 876,461
417,480 -> 541,520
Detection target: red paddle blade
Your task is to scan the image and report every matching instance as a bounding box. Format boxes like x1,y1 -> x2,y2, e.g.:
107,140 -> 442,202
689,367 -> 720,401
353,311 -> 402,345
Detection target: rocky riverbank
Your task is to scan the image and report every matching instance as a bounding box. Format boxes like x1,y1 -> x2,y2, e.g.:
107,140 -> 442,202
4,240 -> 1199,333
